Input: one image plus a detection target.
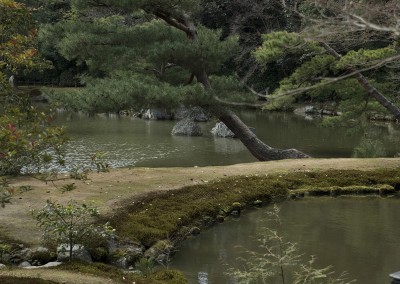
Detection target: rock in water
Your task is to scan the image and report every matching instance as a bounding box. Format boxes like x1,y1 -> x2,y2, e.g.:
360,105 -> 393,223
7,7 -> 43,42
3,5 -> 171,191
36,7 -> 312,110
172,118 -> 203,136
211,122 -> 235,138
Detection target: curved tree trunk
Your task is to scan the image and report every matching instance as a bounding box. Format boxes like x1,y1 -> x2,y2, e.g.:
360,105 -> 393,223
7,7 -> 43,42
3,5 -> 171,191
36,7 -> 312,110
154,8 -> 310,161
219,110 -> 310,160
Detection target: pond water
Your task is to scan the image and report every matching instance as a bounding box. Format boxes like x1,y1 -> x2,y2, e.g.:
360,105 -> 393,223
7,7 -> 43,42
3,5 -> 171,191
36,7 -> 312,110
171,197 -> 400,283
52,111 -> 400,283
54,110 -> 400,171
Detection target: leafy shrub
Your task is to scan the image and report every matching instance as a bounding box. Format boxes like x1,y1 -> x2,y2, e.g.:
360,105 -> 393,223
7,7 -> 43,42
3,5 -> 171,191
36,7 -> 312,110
33,200 -> 115,261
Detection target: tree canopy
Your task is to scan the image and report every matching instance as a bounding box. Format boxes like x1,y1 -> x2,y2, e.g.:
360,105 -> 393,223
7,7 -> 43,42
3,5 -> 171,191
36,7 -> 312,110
15,0 -> 400,161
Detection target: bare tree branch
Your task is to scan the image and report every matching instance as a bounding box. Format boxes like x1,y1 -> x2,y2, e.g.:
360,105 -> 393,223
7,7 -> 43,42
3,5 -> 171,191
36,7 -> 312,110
272,53 -> 400,99
242,83 -> 271,99
215,96 -> 264,108
349,14 -> 400,37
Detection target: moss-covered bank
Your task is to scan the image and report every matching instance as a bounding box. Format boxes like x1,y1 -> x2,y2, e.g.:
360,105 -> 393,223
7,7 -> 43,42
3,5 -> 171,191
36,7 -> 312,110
110,168 -> 400,248
2,166 -> 399,283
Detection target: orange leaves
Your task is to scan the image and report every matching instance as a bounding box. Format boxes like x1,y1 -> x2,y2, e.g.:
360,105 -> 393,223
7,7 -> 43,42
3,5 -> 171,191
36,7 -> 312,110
0,0 -> 23,9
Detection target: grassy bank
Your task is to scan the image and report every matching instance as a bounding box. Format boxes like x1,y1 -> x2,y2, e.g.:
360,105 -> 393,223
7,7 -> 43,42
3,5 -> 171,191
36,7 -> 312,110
1,160 -> 400,283
110,168 -> 400,247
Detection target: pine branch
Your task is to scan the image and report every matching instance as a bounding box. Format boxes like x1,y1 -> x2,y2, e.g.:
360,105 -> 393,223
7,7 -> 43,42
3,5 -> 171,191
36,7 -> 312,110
272,53 -> 400,98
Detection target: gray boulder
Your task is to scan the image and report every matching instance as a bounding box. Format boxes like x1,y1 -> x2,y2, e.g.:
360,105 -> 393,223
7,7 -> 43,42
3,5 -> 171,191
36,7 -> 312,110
211,122 -> 235,138
9,248 -> 32,264
110,244 -> 145,269
124,246 -> 144,264
144,240 -> 174,265
0,263 -> 6,269
57,244 -> 92,263
30,247 -> 53,264
112,257 -> 128,269
172,118 -> 203,136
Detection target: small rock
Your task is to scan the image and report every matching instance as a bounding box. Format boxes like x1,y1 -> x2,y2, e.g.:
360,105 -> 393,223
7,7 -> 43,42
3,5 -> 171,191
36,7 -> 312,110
24,262 -> 63,269
216,215 -> 225,223
231,210 -> 240,216
30,247 -> 53,264
156,253 -> 168,264
142,109 -> 171,120
10,248 -> 32,264
18,261 -> 31,268
0,263 -> 6,269
57,244 -> 92,263
211,122 -> 235,138
112,257 -> 128,269
144,240 -> 173,260
171,118 -> 203,136
189,227 -> 201,236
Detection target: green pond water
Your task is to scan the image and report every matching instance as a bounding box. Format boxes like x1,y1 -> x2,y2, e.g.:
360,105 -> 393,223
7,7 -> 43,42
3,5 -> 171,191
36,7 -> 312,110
171,197 -> 400,284
54,110 -> 400,171
54,111 -> 400,283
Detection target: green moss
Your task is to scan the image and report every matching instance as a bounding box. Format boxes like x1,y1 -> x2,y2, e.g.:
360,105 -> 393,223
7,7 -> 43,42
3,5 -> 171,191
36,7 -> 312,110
291,184 -> 395,197
231,202 -> 242,210
153,240 -> 173,252
149,269 -> 188,284
109,168 -> 400,248
56,261 -> 126,279
111,175 -> 288,246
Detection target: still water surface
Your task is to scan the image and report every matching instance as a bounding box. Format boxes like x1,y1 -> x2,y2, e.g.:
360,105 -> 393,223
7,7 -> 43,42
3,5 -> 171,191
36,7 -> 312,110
56,112 -> 400,283
171,197 -> 400,284
56,111 -> 400,170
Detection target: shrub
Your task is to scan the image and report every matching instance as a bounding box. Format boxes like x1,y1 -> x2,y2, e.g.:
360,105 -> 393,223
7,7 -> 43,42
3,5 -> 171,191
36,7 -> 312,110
33,200 -> 115,261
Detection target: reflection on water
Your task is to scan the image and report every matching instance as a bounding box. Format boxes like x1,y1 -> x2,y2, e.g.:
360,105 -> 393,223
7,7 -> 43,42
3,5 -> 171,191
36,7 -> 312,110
171,197 -> 400,283
52,110 -> 400,171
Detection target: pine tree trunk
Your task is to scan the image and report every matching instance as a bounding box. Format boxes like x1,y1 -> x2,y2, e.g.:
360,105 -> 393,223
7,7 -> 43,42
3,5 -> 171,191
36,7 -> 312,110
155,9 -> 311,161
219,110 -> 310,160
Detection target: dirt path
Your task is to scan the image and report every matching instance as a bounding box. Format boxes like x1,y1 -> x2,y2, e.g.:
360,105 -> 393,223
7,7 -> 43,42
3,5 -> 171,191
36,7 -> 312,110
2,158 -> 400,245
0,269 -> 119,283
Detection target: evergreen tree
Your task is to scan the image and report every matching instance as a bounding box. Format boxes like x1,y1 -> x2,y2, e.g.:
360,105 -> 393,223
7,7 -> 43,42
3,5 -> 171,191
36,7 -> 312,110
253,1 -> 400,122
47,0 -> 309,160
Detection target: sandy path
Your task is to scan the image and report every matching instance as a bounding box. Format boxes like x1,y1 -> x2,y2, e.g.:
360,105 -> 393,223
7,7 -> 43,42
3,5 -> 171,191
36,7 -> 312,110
2,158 -> 400,245
0,269 -> 119,283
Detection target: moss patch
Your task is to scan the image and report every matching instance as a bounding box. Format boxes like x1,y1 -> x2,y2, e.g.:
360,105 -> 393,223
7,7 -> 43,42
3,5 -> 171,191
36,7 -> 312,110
291,184 -> 395,197
110,168 -> 400,247
111,175 -> 288,247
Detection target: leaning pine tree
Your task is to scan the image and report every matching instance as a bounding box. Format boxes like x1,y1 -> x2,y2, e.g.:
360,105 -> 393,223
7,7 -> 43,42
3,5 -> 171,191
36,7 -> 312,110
44,0 -> 309,160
